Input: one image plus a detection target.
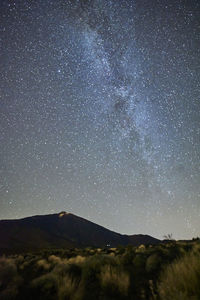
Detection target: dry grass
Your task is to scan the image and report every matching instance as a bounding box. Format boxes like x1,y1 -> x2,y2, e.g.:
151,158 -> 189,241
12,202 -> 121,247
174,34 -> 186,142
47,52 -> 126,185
155,251 -> 200,300
100,264 -> 130,296
37,259 -> 51,270
48,255 -> 62,264
68,255 -> 86,264
58,274 -> 80,300
0,257 -> 23,299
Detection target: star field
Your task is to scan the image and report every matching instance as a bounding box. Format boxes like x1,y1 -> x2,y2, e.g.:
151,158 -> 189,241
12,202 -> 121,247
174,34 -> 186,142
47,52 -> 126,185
0,0 -> 200,239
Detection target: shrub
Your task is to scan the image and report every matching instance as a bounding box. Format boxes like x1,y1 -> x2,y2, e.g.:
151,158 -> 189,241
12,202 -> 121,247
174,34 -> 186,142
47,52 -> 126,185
57,274 -> 80,300
100,264 -> 130,297
68,255 -> 85,265
0,256 -> 23,299
31,273 -> 58,299
146,254 -> 161,274
155,251 -> 200,300
37,259 -> 51,271
48,255 -> 62,265
121,248 -> 135,265
132,254 -> 146,271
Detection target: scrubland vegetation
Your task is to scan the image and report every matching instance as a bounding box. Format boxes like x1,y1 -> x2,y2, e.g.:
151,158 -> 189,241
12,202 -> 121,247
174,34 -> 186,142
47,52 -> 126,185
0,240 -> 199,300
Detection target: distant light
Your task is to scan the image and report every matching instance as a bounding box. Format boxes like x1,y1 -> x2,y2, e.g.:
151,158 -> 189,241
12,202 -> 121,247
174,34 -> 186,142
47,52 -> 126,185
59,211 -> 70,218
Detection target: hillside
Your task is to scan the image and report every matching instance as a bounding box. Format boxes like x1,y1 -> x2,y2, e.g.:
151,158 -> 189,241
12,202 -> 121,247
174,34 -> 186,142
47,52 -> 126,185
0,212 -> 160,252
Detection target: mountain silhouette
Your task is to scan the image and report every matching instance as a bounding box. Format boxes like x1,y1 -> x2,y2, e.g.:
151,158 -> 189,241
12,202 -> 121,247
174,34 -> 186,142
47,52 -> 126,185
0,212 -> 160,253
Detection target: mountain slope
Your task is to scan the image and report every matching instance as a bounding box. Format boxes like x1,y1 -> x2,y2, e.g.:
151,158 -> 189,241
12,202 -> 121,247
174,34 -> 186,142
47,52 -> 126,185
0,212 -> 160,252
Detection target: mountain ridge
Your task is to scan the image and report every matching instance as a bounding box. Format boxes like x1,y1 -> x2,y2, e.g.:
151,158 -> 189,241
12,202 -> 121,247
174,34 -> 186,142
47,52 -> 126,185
0,211 -> 160,253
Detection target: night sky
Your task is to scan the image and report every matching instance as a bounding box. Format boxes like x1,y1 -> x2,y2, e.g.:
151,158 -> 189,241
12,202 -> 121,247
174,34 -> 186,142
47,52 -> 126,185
1,0 -> 200,239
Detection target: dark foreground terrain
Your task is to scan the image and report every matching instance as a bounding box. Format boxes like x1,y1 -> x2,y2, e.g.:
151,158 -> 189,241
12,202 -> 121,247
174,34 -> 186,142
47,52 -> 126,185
0,240 -> 200,300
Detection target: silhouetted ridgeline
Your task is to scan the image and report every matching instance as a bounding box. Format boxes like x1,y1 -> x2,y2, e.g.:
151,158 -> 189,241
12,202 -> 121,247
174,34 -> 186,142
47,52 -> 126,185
0,212 -> 160,253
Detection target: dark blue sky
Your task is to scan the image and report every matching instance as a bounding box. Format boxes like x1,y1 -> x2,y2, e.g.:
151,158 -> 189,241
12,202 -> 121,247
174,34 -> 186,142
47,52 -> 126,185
1,0 -> 200,239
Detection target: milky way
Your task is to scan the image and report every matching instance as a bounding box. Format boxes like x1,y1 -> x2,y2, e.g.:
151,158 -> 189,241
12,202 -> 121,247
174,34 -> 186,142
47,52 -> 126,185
1,0 -> 200,239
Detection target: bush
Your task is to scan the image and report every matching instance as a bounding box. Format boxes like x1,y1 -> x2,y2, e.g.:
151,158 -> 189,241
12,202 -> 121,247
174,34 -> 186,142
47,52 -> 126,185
31,273 -> 58,299
100,264 -> 130,297
0,241 -> 199,300
155,251 -> 200,300
57,274 -> 80,300
37,259 -> 51,271
146,254 -> 161,274
0,257 -> 23,299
